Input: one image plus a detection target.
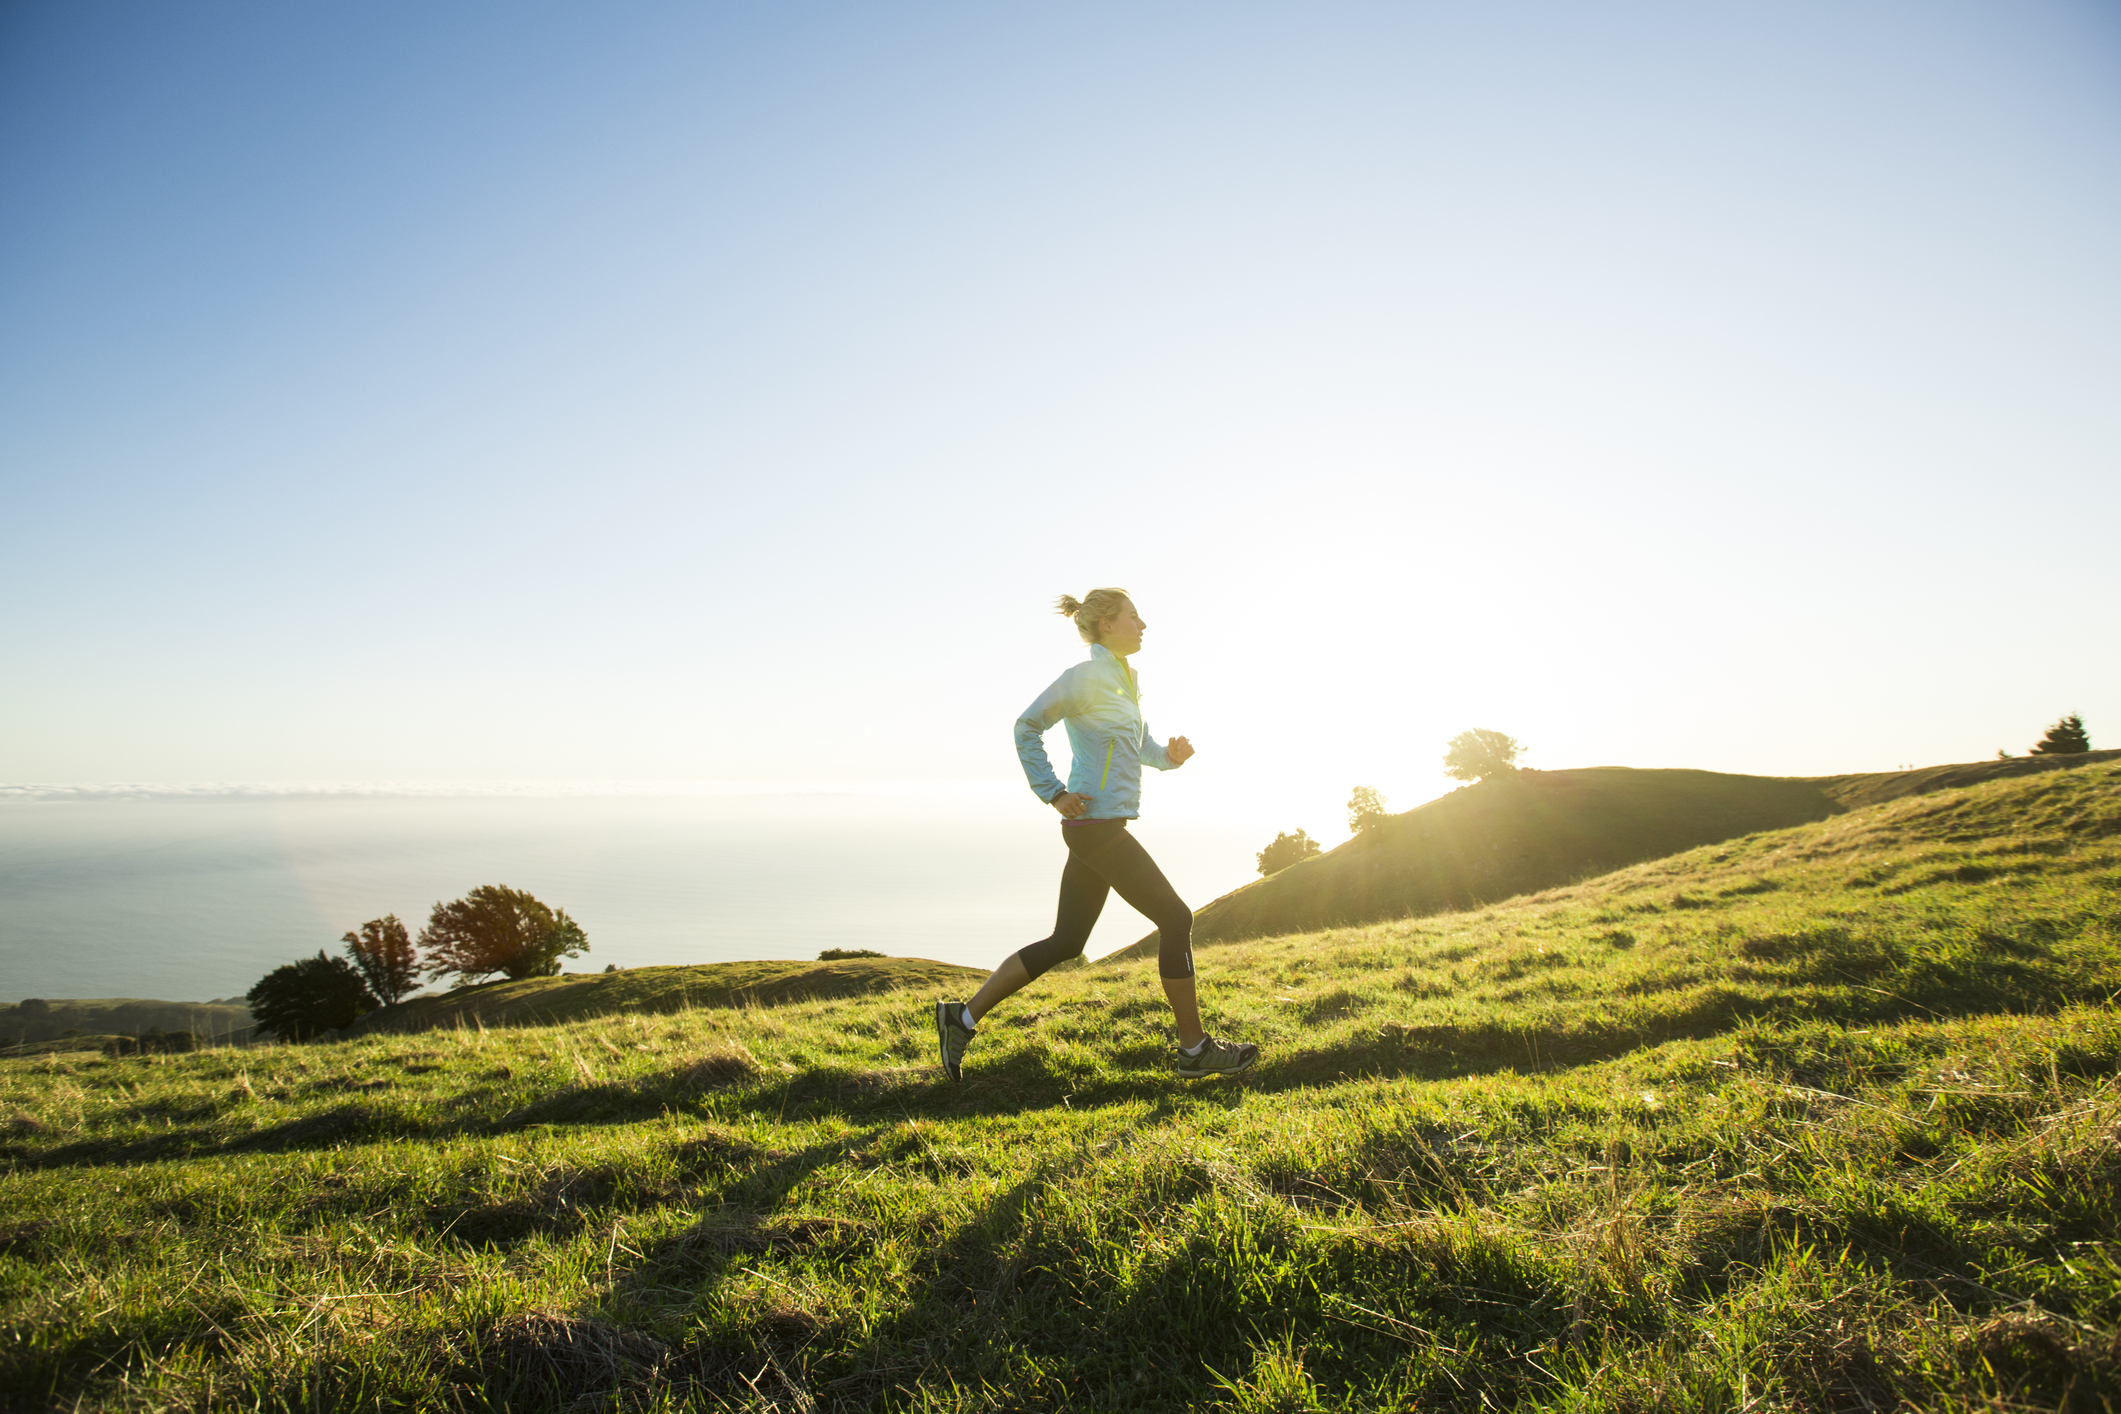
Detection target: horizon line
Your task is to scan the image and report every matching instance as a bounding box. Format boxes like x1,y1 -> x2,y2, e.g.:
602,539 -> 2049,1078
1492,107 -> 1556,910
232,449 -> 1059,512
0,778 -> 1024,803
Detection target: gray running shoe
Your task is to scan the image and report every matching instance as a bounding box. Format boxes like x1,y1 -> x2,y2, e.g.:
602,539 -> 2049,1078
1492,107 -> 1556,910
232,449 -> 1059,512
1175,1034 -> 1259,1079
935,1000 -> 976,1081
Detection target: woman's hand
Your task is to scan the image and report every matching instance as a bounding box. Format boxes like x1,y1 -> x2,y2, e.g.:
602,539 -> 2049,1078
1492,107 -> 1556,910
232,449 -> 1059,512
1167,736 -> 1195,766
1052,791 -> 1091,819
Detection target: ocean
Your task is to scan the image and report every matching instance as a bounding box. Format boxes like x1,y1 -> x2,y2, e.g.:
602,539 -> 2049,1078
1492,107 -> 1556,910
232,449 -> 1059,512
0,788 -> 1271,1002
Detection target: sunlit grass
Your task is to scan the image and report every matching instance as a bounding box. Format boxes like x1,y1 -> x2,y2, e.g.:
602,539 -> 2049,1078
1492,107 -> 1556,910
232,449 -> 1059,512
3,762 -> 2117,1411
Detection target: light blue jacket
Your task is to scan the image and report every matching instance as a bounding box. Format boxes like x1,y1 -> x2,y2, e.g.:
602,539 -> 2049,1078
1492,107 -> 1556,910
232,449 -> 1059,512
1014,643 -> 1180,819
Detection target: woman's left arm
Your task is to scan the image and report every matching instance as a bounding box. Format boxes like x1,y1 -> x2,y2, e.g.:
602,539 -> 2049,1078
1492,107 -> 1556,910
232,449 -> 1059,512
1142,726 -> 1194,769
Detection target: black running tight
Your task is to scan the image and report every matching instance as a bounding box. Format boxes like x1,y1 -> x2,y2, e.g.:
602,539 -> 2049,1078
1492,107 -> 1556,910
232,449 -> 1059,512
1016,820 -> 1194,981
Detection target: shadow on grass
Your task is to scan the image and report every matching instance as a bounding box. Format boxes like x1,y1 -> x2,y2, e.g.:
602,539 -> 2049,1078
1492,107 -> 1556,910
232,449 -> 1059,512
602,1113 -> 1226,1411
763,1122 -> 1587,1412
616,1129 -> 890,1289
11,944 -> 2121,1172
0,1295 -> 244,1407
0,1102 -> 388,1170
446,1129 -> 914,1413
420,1163 -> 631,1250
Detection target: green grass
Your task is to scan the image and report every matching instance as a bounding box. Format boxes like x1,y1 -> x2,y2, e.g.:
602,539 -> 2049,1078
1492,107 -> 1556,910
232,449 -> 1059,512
347,957 -> 984,1038
1117,749 -> 2121,955
3,760 -> 2119,1411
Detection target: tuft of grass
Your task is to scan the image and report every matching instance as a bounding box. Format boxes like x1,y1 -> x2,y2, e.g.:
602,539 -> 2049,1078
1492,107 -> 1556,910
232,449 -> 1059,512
1,761 -> 2118,1411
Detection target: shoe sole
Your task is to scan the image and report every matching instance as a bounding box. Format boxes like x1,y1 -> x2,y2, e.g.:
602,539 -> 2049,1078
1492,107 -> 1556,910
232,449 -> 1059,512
934,1002 -> 962,1082
1175,1052 -> 1258,1080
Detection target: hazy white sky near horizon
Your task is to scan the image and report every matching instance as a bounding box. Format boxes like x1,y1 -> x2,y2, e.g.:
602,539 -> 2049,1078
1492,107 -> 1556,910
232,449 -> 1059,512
3,1 -> 2117,840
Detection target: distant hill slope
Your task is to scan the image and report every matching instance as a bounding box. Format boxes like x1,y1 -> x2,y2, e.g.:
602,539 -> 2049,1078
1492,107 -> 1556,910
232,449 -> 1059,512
1808,749 -> 2120,810
1109,749 -> 2120,960
0,997 -> 253,1049
345,955 -> 981,1037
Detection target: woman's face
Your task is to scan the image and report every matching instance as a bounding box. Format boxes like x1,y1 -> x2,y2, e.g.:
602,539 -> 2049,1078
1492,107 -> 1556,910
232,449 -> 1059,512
1097,601 -> 1147,655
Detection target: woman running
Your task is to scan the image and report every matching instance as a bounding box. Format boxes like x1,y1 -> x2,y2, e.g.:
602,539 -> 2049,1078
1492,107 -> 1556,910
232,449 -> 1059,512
935,588 -> 1259,1081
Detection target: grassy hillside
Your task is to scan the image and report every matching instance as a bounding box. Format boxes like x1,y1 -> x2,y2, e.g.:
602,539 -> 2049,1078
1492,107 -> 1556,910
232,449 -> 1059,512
1813,749 -> 2120,811
0,997 -> 253,1051
1110,749 -> 2121,960
1,760 -> 2116,1412
0,1035 -> 137,1058
348,957 -> 984,1038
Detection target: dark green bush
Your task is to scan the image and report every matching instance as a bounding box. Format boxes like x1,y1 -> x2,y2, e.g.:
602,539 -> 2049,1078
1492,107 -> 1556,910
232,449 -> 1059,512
247,952 -> 376,1041
2031,712 -> 2091,755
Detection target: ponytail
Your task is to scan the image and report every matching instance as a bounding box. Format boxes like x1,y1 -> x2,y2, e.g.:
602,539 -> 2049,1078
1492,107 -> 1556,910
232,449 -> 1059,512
1055,587 -> 1132,643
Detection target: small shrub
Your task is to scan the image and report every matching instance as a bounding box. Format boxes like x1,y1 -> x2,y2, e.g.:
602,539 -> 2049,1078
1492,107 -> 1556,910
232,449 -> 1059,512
817,948 -> 886,961
2030,712 -> 2091,755
248,952 -> 377,1041
1257,830 -> 1322,876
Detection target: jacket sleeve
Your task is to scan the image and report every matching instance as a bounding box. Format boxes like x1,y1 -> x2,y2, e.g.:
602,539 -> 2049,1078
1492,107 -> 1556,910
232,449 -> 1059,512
1014,667 -> 1080,802
1141,720 -> 1178,771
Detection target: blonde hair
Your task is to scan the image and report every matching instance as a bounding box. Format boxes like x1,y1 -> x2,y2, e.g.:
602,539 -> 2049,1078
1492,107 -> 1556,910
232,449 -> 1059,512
1055,587 -> 1133,643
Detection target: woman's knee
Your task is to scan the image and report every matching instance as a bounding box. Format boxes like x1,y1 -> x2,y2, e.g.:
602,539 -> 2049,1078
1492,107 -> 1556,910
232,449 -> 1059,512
1018,933 -> 1087,980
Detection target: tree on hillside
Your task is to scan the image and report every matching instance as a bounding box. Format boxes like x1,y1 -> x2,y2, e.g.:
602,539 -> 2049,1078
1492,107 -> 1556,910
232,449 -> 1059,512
2030,713 -> 2091,756
1443,728 -> 1524,782
247,952 -> 376,1041
420,885 -> 590,986
342,914 -> 419,1005
1256,829 -> 1322,876
1347,786 -> 1389,836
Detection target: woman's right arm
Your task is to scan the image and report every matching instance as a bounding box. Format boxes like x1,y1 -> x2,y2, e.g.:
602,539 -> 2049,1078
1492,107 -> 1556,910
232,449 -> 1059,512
1014,667 -> 1080,807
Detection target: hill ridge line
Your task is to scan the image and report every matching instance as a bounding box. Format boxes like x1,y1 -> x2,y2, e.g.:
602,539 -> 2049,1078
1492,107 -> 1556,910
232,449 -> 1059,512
1109,750 -> 2121,960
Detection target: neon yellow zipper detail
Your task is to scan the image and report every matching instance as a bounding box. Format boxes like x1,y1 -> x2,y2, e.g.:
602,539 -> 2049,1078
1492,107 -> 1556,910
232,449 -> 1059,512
1101,652 -> 1134,794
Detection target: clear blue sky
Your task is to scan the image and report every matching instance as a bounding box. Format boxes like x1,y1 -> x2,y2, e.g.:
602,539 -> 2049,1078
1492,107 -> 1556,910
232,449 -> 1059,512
4,1 -> 2117,831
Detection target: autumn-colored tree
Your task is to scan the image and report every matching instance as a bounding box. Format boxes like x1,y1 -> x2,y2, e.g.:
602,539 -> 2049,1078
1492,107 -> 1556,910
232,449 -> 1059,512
420,885 -> 590,986
1443,728 -> 1524,782
1347,786 -> 1389,835
1256,829 -> 1322,876
341,914 -> 419,1005
2030,713 -> 2091,756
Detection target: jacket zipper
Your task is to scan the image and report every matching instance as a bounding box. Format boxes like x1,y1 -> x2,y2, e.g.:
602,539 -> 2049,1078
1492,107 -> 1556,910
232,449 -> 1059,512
1104,655 -> 1135,792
